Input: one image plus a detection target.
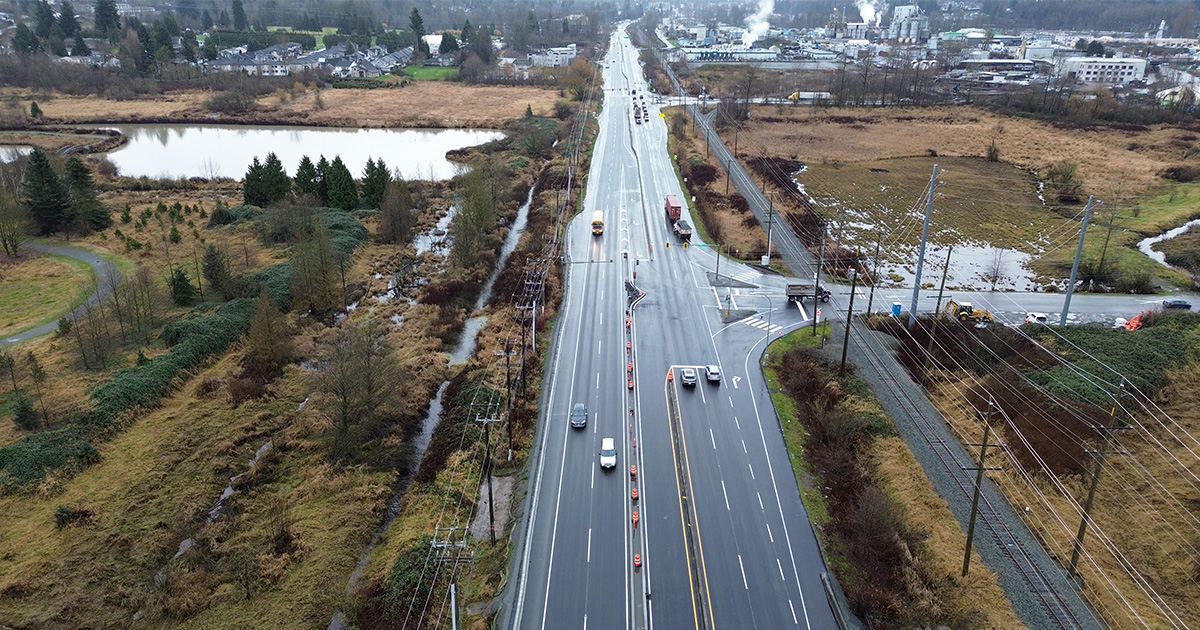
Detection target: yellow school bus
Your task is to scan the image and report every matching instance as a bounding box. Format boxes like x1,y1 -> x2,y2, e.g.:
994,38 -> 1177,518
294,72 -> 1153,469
592,210 -> 604,235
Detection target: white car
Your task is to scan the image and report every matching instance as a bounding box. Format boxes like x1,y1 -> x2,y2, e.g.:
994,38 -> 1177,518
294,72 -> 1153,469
600,438 -> 617,469
704,365 -> 721,382
1025,312 -> 1049,324
680,367 -> 698,386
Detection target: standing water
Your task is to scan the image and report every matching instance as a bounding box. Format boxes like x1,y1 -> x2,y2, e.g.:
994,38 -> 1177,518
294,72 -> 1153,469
328,186 -> 535,629
1138,218 -> 1200,266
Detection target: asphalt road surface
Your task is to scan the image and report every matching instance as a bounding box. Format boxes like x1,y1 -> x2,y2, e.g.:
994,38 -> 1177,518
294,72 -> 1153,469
2,242 -> 118,346
508,27 -> 838,630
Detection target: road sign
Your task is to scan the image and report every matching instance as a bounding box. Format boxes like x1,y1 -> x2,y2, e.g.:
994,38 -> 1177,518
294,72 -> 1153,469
816,308 -> 822,321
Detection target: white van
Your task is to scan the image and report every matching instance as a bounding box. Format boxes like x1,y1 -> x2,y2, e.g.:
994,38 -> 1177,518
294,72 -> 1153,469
600,438 -> 617,469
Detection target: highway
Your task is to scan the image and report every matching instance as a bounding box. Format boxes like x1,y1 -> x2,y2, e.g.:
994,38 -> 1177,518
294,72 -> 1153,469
508,27 -> 837,630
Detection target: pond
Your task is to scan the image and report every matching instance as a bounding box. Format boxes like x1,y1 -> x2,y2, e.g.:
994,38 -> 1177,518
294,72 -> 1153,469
101,124 -> 506,181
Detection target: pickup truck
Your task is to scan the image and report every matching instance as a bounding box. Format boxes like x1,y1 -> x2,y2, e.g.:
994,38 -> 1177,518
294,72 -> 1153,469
786,283 -> 831,303
673,219 -> 692,240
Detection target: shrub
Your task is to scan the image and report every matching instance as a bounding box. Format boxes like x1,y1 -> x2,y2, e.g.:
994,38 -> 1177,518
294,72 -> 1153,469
204,90 -> 255,112
54,505 -> 93,528
11,394 -> 39,431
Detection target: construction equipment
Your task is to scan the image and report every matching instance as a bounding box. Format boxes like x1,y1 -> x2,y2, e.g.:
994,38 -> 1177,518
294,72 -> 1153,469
945,299 -> 994,324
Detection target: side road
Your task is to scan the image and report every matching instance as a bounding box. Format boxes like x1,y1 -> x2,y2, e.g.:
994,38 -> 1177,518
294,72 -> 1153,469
2,242 -> 118,346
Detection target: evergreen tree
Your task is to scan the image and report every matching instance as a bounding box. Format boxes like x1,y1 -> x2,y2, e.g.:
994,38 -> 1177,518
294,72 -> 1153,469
35,0 -> 58,38
12,23 -> 41,56
232,0 -> 248,31
57,2 -> 81,37
243,290 -> 292,378
377,173 -> 415,244
201,244 -> 231,299
12,394 -> 38,431
324,156 -> 358,212
93,0 -> 121,36
410,8 -> 429,56
202,36 -> 218,60
71,36 -> 91,57
49,35 -> 70,57
460,19 -> 472,43
315,156 -> 330,205
218,8 -> 230,28
260,152 -> 291,205
169,268 -> 196,305
243,156 -> 264,206
65,157 -> 111,231
470,25 -> 493,64
360,157 -> 388,209
439,31 -> 460,54
201,9 -> 214,30
21,148 -> 72,236
30,102 -> 42,118
294,155 -> 319,199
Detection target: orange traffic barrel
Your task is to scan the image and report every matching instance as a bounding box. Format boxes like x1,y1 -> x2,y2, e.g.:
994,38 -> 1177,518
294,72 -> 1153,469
634,553 -> 642,568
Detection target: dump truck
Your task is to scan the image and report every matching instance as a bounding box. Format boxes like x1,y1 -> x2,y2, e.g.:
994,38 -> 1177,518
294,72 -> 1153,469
945,299 -> 994,324
786,283 -> 831,303
673,219 -> 692,240
665,195 -> 682,222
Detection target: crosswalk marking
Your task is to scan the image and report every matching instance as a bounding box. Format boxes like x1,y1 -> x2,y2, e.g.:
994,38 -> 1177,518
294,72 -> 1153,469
743,317 -> 783,334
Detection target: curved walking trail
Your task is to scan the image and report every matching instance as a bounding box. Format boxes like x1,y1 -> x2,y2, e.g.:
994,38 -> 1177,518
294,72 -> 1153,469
2,242 -> 119,346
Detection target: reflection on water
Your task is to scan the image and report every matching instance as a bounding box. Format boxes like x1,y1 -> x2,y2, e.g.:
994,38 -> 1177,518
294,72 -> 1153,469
105,124 -> 506,180
0,146 -> 32,163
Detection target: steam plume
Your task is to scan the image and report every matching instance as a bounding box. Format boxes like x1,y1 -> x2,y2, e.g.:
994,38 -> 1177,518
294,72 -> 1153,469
741,0 -> 774,47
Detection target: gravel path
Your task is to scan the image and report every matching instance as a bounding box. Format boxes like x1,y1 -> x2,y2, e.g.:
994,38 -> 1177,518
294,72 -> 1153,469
2,242 -> 119,346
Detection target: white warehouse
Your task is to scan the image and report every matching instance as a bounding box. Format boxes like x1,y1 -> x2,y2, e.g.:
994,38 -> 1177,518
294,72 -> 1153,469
1059,57 -> 1147,84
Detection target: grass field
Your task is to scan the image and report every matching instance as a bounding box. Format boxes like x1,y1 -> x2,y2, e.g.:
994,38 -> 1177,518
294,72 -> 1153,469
404,66 -> 460,80
700,105 -> 1200,288
0,252 -> 95,338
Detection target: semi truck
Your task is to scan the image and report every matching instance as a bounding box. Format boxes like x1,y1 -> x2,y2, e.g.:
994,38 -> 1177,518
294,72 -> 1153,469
786,283 -> 832,303
673,219 -> 692,240
664,195 -> 682,222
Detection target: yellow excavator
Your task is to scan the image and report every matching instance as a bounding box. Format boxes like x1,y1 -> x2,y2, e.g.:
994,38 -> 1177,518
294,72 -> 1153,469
945,299 -> 994,324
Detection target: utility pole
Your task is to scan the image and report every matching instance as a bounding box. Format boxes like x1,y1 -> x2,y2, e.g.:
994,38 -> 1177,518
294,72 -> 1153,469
1069,380 -> 1130,576
1060,195 -> 1095,327
764,193 -> 774,267
475,413 -> 503,545
962,398 -> 1001,576
725,160 -> 730,196
495,340 -> 518,460
907,164 -> 939,330
715,243 -> 722,281
865,233 -> 883,315
812,222 -> 826,335
839,268 -> 859,375
924,244 -> 954,383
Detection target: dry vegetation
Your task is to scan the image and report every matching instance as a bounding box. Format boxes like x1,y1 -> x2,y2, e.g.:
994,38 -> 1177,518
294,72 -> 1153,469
685,104 -> 1200,288
880,312 -> 1200,630
764,332 -> 1023,629
4,82 -> 562,129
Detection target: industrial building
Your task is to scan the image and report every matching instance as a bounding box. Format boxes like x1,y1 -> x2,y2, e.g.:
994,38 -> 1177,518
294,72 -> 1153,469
1059,57 -> 1147,84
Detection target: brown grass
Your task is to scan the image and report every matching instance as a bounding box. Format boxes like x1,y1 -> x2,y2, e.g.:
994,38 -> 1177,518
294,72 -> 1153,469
279,82 -> 563,128
14,82 -> 562,130
930,363 -> 1200,629
870,437 -> 1027,630
726,105 -> 1194,200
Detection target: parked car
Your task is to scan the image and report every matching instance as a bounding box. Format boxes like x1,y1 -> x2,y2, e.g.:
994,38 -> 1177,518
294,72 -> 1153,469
704,365 -> 721,382
1025,312 -> 1049,324
1163,299 -> 1193,310
680,367 -> 698,386
569,402 -> 588,428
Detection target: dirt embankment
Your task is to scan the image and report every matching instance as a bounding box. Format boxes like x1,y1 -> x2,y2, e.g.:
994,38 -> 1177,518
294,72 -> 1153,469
6,82 -> 562,130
